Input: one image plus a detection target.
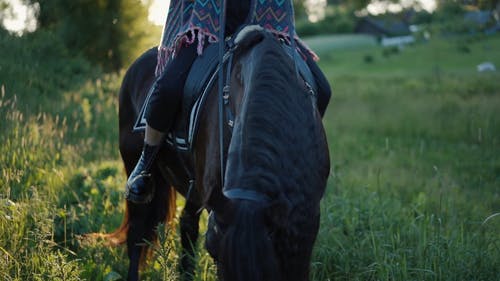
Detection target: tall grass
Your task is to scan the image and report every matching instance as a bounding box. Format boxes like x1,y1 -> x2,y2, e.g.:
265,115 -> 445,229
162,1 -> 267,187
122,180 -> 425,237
0,87 -> 84,280
312,34 -> 500,281
0,30 -> 127,280
1,28 -> 499,280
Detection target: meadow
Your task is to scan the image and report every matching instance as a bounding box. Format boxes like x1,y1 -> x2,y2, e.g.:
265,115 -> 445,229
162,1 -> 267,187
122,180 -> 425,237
1,29 -> 499,280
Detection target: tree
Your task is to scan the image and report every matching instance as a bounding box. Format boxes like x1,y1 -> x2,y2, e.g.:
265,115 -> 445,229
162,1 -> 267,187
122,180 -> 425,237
477,0 -> 500,10
436,0 -> 500,10
326,0 -> 373,10
294,0 -> 308,19
25,0 -> 157,71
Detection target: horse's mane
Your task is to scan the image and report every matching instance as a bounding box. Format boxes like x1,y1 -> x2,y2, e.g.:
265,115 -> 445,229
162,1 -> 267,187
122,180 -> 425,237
224,34 -> 328,204
219,33 -> 330,281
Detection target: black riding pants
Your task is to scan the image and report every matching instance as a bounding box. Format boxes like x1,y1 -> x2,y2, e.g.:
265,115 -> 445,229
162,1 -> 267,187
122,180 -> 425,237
302,49 -> 332,117
145,42 -> 199,132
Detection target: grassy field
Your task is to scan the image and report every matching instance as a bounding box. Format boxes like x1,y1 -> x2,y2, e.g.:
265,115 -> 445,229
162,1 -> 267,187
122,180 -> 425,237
311,34 -> 500,281
1,29 -> 499,280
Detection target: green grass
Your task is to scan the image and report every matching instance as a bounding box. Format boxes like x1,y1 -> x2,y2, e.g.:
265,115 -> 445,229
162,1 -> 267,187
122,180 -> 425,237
304,34 -> 378,54
1,30 -> 499,280
312,34 -> 500,281
312,34 -> 500,77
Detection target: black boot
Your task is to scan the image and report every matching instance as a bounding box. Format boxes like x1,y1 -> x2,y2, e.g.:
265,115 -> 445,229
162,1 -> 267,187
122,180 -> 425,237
125,143 -> 160,203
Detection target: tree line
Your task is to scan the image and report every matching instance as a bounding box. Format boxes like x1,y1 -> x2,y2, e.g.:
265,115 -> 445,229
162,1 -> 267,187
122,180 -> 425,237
1,0 -> 156,71
1,0 -> 498,72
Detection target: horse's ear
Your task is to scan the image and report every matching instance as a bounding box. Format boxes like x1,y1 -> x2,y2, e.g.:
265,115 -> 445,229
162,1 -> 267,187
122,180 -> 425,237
234,25 -> 265,50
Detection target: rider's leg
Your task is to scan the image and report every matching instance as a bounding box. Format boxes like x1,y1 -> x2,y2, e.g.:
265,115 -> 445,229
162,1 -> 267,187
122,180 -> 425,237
145,124 -> 165,145
126,42 -> 199,203
307,58 -> 331,117
300,47 -> 332,117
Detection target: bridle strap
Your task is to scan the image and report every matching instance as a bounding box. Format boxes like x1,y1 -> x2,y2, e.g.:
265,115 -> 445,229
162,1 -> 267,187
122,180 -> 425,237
218,0 -> 228,188
223,49 -> 235,129
224,188 -> 271,203
287,0 -> 300,80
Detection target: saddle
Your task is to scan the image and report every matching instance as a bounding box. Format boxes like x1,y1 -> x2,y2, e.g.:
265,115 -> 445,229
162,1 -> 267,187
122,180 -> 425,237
132,42 -> 222,150
133,36 -> 318,153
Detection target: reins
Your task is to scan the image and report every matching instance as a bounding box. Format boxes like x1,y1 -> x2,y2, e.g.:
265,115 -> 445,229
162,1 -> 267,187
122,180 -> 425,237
218,0 -> 228,189
287,0 -> 300,81
216,1 -> 239,191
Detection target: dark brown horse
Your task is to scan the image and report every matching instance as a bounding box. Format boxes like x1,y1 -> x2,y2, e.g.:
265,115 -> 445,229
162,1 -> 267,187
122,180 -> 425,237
107,27 -> 329,281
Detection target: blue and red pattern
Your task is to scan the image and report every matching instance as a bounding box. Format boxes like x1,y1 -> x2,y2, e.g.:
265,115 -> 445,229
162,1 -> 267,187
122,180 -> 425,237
156,0 -> 222,76
250,0 -> 318,60
252,0 -> 293,36
156,0 -> 317,76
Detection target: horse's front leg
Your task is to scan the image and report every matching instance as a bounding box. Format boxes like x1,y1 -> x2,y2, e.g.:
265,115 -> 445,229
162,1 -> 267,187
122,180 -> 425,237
127,240 -> 141,281
126,202 -> 149,281
179,200 -> 202,281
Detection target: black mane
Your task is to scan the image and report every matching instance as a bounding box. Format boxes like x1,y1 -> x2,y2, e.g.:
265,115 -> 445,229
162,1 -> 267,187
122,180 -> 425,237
224,34 -> 329,204
218,32 -> 330,281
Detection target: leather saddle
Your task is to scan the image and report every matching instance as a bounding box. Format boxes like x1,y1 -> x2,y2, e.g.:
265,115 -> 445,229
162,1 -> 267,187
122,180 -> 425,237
133,37 -> 318,152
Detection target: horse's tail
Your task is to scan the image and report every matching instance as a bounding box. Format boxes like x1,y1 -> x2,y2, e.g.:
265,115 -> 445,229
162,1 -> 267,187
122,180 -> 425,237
124,178 -> 177,268
218,200 -> 281,281
89,183 -> 177,266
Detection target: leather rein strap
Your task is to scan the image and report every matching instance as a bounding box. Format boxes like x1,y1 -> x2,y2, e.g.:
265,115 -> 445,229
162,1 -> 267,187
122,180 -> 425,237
218,0 -> 227,189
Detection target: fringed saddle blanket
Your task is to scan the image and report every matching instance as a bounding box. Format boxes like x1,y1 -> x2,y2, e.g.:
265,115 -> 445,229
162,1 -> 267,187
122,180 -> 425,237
155,0 -> 317,76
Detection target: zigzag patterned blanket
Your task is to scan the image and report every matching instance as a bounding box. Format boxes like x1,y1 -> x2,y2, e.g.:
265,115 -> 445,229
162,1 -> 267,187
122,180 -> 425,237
156,0 -> 221,76
250,0 -> 318,61
156,0 -> 316,76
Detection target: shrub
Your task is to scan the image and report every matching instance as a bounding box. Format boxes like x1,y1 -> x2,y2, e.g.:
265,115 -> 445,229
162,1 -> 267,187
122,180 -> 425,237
363,54 -> 374,64
382,46 -> 400,57
296,13 -> 355,36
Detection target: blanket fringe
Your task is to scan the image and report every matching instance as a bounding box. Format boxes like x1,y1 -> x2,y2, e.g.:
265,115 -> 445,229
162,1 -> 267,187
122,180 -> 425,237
265,27 -> 319,62
155,27 -> 219,77
154,23 -> 319,77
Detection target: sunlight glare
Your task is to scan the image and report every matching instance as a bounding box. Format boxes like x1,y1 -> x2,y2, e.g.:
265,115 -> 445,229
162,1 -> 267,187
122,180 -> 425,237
1,0 -> 169,33
2,0 -> 38,34
306,0 -> 327,23
149,0 -> 169,26
367,0 -> 437,15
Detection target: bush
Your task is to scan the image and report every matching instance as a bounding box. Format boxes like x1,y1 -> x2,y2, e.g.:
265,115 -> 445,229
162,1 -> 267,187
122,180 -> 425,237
297,13 -> 355,36
0,30 -> 95,111
413,10 -> 434,25
382,46 -> 400,58
435,1 -> 465,21
363,54 -> 374,64
296,19 -> 322,37
457,43 -> 471,53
